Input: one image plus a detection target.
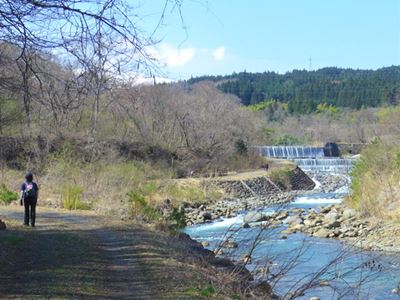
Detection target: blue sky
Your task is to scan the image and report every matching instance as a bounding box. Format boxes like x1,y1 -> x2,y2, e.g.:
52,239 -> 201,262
139,0 -> 400,80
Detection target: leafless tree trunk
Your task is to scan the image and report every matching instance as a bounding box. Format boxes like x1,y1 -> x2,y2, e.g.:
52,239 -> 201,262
0,0 -> 184,131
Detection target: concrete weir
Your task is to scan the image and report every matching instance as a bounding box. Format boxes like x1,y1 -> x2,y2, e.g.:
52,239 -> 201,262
253,143 -> 358,174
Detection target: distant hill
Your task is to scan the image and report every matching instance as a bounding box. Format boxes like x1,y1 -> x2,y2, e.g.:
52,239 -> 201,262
187,66 -> 400,113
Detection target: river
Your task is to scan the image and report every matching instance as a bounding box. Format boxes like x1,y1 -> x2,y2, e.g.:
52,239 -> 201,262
184,171 -> 400,299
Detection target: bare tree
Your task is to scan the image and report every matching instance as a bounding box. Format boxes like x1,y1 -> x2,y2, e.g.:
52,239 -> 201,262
0,0 -> 183,131
112,82 -> 266,158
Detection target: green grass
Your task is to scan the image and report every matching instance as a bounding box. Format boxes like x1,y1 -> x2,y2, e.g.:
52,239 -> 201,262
0,236 -> 26,246
61,185 -> 91,210
165,184 -> 207,203
0,184 -> 18,204
140,181 -> 160,196
127,191 -> 162,221
185,285 -> 216,298
269,166 -> 294,190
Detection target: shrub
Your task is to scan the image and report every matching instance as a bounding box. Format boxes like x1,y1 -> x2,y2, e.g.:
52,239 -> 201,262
61,185 -> 90,210
274,134 -> 302,146
234,139 -> 248,155
0,184 -> 18,204
127,191 -> 161,222
167,207 -> 186,230
127,190 -> 187,230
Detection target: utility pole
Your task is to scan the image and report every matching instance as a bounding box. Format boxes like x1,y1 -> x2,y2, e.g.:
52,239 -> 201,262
309,56 -> 313,71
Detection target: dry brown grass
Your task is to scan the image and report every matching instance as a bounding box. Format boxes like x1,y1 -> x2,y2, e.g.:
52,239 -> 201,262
0,160 -> 223,216
347,139 -> 400,222
0,156 -> 296,218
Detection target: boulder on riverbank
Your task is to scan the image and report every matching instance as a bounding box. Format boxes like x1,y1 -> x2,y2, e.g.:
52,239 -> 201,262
243,212 -> 268,223
183,168 -> 317,226
279,204 -> 370,240
268,204 -> 400,252
184,190 -> 302,225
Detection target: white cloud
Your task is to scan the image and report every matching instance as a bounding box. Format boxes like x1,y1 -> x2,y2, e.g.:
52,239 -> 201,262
212,46 -> 226,61
133,75 -> 174,85
158,44 -> 196,67
147,44 -> 227,75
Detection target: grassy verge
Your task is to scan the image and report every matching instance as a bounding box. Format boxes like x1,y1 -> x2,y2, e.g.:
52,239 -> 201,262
347,140 -> 400,221
0,158 -> 224,224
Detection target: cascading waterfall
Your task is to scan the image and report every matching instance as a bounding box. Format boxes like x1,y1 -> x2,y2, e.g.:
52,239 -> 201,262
293,158 -> 356,172
254,144 -> 357,173
254,146 -> 325,158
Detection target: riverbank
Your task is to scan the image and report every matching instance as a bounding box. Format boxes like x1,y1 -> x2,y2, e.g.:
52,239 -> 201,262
184,170 -> 400,299
280,204 -> 400,253
183,167 -> 319,225
184,169 -> 400,254
184,170 -> 345,226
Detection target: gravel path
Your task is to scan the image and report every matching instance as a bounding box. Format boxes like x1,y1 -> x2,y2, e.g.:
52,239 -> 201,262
0,206 -> 166,299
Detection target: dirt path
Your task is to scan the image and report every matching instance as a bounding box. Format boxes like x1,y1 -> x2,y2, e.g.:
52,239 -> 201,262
0,206 -> 188,299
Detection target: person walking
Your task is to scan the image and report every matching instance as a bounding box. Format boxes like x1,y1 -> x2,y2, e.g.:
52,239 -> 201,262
20,172 -> 39,227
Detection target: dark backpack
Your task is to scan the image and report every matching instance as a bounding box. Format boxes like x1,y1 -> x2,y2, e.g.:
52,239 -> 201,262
23,182 -> 37,200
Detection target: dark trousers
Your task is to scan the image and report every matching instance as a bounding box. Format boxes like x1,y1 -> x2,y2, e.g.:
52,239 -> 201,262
24,198 -> 37,226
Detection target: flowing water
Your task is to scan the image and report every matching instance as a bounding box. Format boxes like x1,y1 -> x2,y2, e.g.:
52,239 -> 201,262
184,176 -> 400,299
293,158 -> 357,173
254,145 -> 357,174
185,190 -> 400,299
254,146 -> 326,159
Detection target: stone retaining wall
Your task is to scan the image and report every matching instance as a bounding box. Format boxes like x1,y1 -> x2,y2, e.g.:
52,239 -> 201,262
217,177 -> 281,198
217,167 -> 315,198
289,167 -> 316,190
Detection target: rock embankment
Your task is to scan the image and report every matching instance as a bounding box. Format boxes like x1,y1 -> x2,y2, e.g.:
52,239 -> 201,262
216,167 -> 315,199
184,192 -> 303,226
281,205 -> 368,239
288,167 -> 316,190
263,204 -> 400,252
234,203 -> 400,252
184,169 -> 316,225
217,176 -> 281,199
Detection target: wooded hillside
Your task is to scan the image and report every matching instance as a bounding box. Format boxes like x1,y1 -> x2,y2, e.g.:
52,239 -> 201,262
188,67 -> 400,113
